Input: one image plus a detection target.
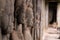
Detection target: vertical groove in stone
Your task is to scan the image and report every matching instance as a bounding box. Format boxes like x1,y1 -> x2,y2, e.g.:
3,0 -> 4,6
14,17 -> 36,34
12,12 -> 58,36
33,0 -> 37,40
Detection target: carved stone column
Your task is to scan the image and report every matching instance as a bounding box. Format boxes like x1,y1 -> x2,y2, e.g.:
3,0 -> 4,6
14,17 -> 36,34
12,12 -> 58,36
40,0 -> 46,40
57,3 -> 60,27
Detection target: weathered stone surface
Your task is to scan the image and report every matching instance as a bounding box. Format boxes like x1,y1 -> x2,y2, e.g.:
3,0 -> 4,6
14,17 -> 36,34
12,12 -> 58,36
26,7 -> 33,27
11,30 -> 20,40
2,34 -> 10,40
15,0 -> 26,24
1,0 -> 14,34
24,27 -> 33,40
0,0 -> 14,40
17,24 -> 24,40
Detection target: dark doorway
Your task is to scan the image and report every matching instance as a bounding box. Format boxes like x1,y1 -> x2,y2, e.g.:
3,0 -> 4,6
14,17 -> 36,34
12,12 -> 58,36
48,2 -> 57,24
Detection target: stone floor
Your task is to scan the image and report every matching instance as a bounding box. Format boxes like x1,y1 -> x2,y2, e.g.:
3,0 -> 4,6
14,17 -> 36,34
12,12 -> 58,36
43,27 -> 60,40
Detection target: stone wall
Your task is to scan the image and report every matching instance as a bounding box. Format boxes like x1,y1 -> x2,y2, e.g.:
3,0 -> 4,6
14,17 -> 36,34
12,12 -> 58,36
0,0 -> 41,40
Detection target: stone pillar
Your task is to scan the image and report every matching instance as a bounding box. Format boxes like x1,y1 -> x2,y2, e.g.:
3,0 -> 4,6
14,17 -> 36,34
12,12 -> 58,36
36,0 -> 41,40
57,3 -> 60,27
45,4 -> 48,30
40,0 -> 46,40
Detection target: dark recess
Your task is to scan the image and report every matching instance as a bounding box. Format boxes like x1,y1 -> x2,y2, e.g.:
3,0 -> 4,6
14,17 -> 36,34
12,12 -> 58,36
49,2 -> 57,24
